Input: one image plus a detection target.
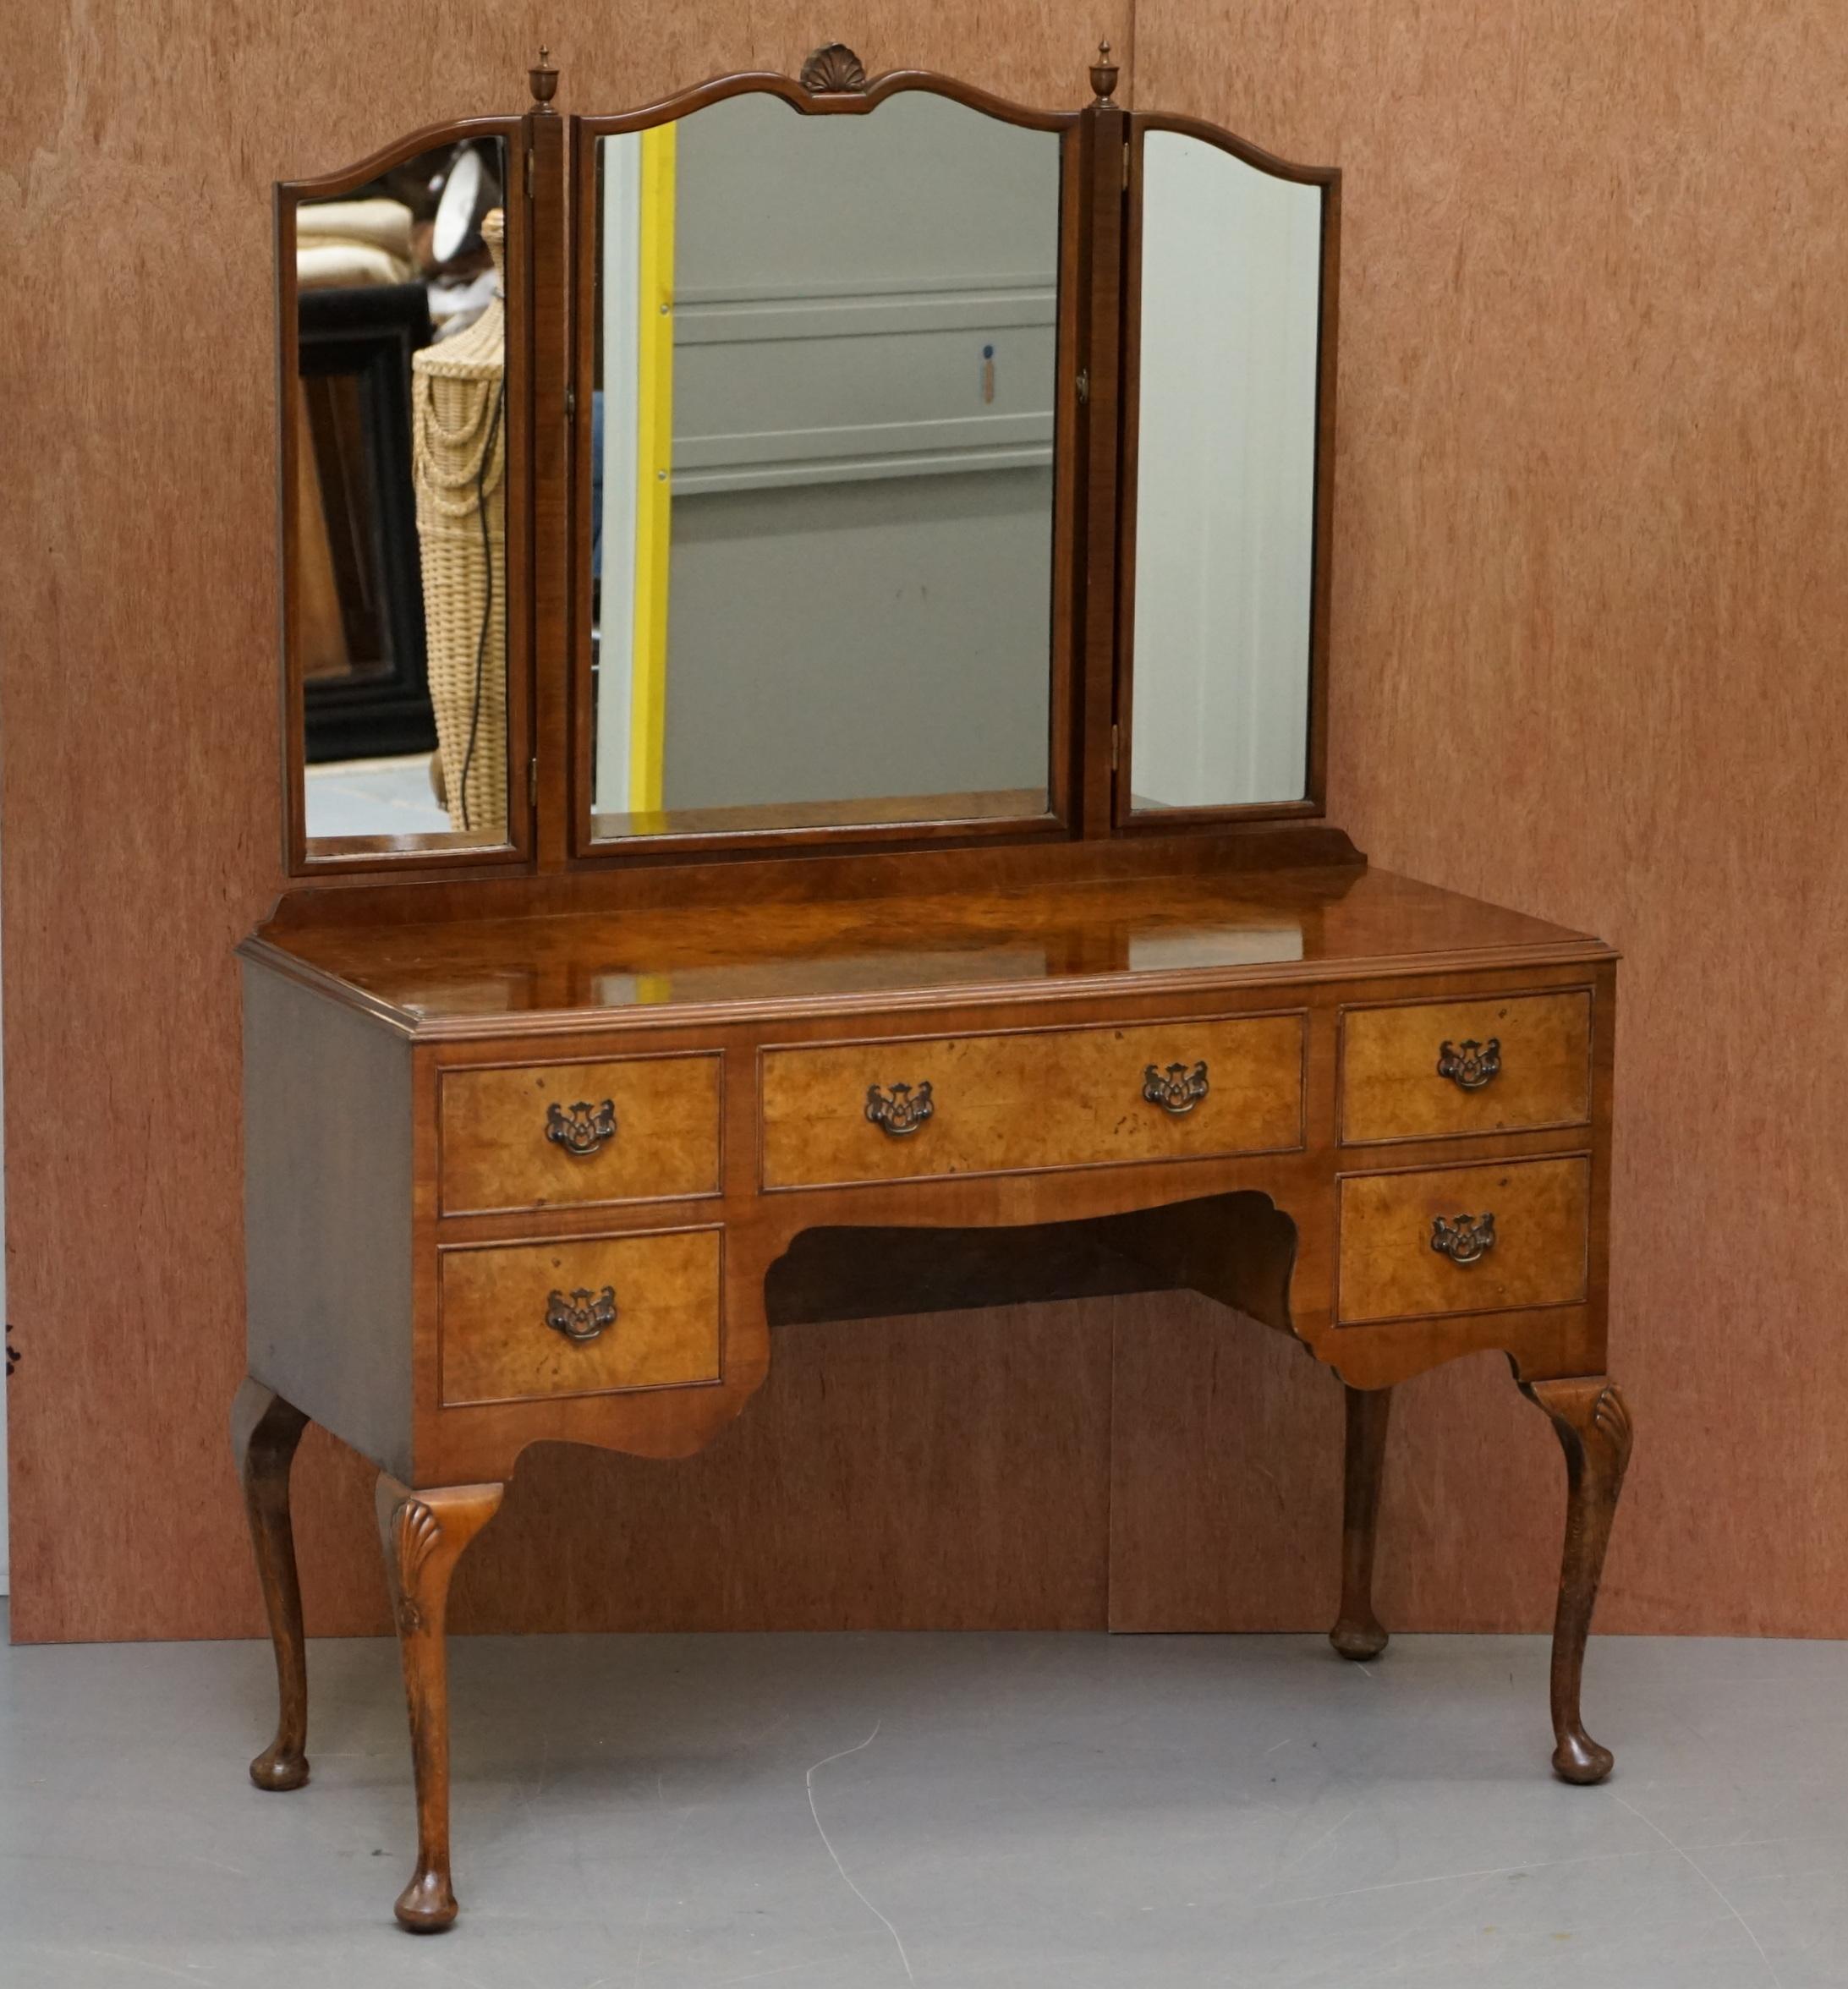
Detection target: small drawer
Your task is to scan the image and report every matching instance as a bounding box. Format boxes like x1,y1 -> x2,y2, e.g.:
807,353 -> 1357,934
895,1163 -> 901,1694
1339,991 -> 1591,1145
760,1012 -> 1303,1190
439,1054 -> 721,1216
439,1227 -> 721,1407
1337,1154 -> 1589,1324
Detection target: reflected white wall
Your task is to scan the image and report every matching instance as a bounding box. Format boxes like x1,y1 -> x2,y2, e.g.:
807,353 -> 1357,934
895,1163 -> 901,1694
1130,135 -> 1322,809
592,94 -> 1060,822
595,133 -> 643,814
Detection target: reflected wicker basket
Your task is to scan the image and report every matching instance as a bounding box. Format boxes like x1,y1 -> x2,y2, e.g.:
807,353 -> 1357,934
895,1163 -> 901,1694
412,209 -> 508,837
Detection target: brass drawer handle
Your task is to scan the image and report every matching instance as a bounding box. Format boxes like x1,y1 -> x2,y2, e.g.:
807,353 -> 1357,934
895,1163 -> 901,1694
546,1285 -> 617,1343
546,1099 -> 617,1156
1143,1060 -> 1209,1115
866,1080 -> 933,1137
1436,1038 -> 1500,1091
1431,1213 -> 1496,1264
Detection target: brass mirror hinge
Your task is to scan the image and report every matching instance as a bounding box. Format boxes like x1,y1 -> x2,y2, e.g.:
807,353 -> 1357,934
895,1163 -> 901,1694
1110,724 -> 1121,771
1076,368 -> 1089,403
524,146 -> 535,197
529,757 -> 539,805
1123,142 -> 1131,189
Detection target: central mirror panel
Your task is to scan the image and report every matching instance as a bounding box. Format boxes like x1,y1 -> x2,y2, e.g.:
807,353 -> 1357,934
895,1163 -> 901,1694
588,92 -> 1062,841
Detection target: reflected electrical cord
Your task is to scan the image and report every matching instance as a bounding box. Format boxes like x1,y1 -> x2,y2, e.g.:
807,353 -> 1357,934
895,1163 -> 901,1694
456,375 -> 507,834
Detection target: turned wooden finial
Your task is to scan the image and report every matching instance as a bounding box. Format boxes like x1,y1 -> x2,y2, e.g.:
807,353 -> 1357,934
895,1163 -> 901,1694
1089,38 -> 1120,103
529,44 -> 559,107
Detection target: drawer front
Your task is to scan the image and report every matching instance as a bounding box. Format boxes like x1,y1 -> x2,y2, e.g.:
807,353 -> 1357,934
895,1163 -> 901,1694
1340,991 -> 1591,1145
439,1054 -> 721,1215
1337,1155 -> 1589,1324
761,1013 -> 1304,1189
440,1227 -> 721,1407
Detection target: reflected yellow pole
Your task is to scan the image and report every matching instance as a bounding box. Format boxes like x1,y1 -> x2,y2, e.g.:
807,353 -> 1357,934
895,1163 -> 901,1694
628,123 -> 676,822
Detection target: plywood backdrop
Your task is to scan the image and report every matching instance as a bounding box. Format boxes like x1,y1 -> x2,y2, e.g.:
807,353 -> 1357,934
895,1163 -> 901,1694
3,0 -> 1842,1644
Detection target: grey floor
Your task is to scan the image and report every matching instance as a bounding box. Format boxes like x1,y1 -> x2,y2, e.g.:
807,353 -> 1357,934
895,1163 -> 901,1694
304,754 -> 451,839
2,1615 -> 1843,1987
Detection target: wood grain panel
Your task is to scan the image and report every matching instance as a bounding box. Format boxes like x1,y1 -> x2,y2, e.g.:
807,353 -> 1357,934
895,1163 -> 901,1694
1109,1312 -> 1566,1635
761,1013 -> 1304,1187
1340,990 -> 1591,1145
0,3 -> 1132,1642
12,0 -> 1847,1647
244,967 -> 415,1480
1337,1155 -> 1590,1324
448,1304 -> 1116,1636
439,1227 -> 722,1406
253,859 -> 1577,1028
279,1303 -> 1116,1640
1109,1292 -> 1345,1632
439,1053 -> 721,1214
1121,0 -> 1848,1636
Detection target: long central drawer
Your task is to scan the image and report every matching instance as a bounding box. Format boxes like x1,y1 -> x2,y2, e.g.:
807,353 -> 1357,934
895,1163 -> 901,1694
759,1012 -> 1305,1189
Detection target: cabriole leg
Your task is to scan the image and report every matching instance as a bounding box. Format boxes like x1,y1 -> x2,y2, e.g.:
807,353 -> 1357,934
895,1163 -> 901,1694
229,1378 -> 311,1791
375,1475 -> 505,1932
1330,1382 -> 1392,1660
1522,1378 -> 1633,1784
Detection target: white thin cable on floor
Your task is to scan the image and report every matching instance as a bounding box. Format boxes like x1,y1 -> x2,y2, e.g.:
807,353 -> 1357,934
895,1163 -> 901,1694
805,1721 -> 916,1984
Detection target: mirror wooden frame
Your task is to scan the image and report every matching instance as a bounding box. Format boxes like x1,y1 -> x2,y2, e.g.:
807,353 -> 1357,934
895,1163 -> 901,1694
271,50 -> 1340,879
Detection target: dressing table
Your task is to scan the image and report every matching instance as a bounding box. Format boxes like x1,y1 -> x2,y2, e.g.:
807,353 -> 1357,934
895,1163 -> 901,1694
236,45 -> 1631,1932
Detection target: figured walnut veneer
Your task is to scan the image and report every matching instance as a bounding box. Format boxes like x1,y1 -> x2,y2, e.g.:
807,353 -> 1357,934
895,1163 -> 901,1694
439,1227 -> 723,1407
240,842 -> 1619,1469
1336,1154 -> 1592,1325
247,852 -> 1590,1027
1340,991 -> 1592,1146
759,1012 -> 1305,1190
439,1053 -> 722,1214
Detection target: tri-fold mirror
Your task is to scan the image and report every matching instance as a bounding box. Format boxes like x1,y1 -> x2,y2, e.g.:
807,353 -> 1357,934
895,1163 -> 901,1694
274,47 -> 1336,873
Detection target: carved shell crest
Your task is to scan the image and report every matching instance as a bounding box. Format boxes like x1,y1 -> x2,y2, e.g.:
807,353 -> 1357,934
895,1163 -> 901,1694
1590,1384 -> 1633,1455
801,43 -> 868,92
394,1499 -> 444,1589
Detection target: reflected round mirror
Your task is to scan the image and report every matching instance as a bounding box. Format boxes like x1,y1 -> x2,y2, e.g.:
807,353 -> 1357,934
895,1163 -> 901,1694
288,134 -> 514,852
431,144 -> 498,263
1128,131 -> 1325,814
588,91 -> 1063,841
